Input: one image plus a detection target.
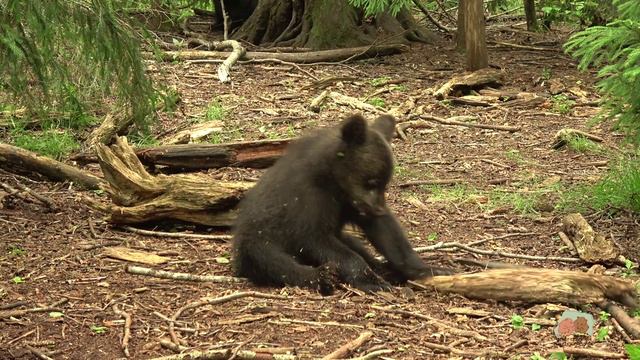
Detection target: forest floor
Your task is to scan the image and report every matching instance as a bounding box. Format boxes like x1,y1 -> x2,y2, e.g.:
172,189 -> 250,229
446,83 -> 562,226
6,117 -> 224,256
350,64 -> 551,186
1,24 -> 639,360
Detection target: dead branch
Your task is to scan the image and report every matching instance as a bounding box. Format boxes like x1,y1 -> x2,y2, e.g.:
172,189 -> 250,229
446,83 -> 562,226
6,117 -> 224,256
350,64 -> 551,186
421,115 -> 520,132
168,291 -> 287,346
562,213 -> 619,263
599,301 -> 640,339
558,231 -> 578,256
446,307 -> 556,326
347,349 -> 393,360
112,304 -> 132,357
120,226 -> 232,241
0,306 -> 64,320
412,0 -> 453,33
26,345 -> 54,360
322,331 -> 373,360
397,178 -> 463,187
417,240 -> 581,263
0,143 -> 104,190
329,92 -> 383,114
309,90 -> 329,113
489,40 -> 559,52
160,120 -> 223,145
557,347 -> 625,359
189,39 -> 246,83
371,305 -> 488,342
0,181 -> 54,209
88,113 -> 132,149
104,247 -> 170,265
88,137 -> 251,226
417,268 -> 637,307
126,265 -> 244,283
159,44 -> 408,64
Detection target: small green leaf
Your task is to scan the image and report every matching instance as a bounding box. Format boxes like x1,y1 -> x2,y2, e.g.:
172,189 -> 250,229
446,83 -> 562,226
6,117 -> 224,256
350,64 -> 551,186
49,311 -> 64,318
11,276 -> 24,284
511,314 -> 524,329
596,326 -> 610,341
531,323 -> 541,331
599,311 -> 611,321
426,232 -> 438,242
91,325 -> 107,334
530,352 -> 545,360
625,344 -> 640,359
364,312 -> 376,319
549,352 -> 567,360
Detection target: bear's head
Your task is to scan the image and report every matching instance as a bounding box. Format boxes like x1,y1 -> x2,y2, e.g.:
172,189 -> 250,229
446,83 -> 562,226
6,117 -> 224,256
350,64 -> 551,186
333,114 -> 396,216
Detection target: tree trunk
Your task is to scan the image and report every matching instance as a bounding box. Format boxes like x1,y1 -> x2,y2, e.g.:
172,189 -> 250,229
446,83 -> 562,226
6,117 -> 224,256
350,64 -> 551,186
463,0 -> 488,71
523,0 -> 538,31
455,3 -> 465,52
233,0 -> 436,50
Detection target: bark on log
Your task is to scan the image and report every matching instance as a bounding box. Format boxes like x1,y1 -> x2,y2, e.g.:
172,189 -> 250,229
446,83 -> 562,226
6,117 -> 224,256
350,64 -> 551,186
88,112 -> 133,149
0,143 -> 104,190
89,137 -> 251,226
160,44 -> 408,63
417,268 -> 637,308
562,213 -> 619,263
73,138 -> 292,170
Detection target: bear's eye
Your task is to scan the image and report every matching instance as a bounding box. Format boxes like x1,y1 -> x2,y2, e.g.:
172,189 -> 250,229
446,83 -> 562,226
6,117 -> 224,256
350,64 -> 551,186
366,179 -> 379,188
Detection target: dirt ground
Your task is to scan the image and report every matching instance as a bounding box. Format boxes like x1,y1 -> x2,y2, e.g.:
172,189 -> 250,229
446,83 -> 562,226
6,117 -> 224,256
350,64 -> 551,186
1,24 -> 639,359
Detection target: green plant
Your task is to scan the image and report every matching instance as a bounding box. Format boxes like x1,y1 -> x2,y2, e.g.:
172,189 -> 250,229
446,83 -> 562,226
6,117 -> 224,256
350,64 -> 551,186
590,157 -> 640,212
622,259 -> 637,277
626,344 -> 640,359
129,132 -> 159,148
426,232 -> 438,242
531,323 -> 541,331
11,276 -> 24,284
596,326 -> 610,341
204,99 -> 227,121
90,325 -> 107,334
367,97 -> 386,108
599,311 -> 611,321
549,352 -> 567,360
566,135 -> 602,153
8,245 -> 25,256
511,314 -> 524,329
541,68 -> 552,80
550,94 -> 575,115
530,352 -> 545,360
12,129 -> 80,160
370,76 -> 391,86
505,149 -> 525,164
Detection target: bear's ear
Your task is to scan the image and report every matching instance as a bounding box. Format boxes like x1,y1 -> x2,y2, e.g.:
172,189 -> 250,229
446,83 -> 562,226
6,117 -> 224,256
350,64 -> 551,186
341,114 -> 367,145
371,114 -> 396,142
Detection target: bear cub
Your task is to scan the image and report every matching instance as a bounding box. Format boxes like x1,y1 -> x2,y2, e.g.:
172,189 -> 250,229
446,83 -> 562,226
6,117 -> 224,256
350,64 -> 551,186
232,113 -> 450,294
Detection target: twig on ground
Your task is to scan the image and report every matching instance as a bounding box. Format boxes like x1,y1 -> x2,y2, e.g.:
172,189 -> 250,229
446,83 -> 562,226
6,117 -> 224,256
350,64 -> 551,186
422,341 -> 504,358
557,347 -> 626,359
25,345 -> 54,360
271,318 -> 364,329
417,241 -> 581,263
371,305 -> 487,342
421,115 -> 520,132
396,178 -> 463,187
0,181 -> 52,209
503,339 -> 528,353
168,291 -> 287,346
612,317 -> 634,343
447,307 -> 556,325
558,231 -> 578,256
309,90 -> 330,113
347,349 -> 393,360
148,349 -> 298,360
159,338 -> 188,353
322,331 -> 373,359
599,301 -> 640,339
329,92 -> 383,114
126,265 -> 244,283
112,304 -> 132,357
120,226 -> 232,241
480,158 -> 510,169
488,41 -> 558,52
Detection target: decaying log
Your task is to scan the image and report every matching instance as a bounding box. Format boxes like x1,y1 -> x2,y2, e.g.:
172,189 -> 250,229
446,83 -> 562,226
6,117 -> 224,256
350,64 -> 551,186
417,268 -> 637,308
160,44 -> 408,64
73,138 -> 292,170
160,120 -> 223,145
562,213 -> 619,263
137,138 -> 291,170
0,143 -> 104,190
88,112 -> 132,149
89,137 -> 251,226
434,68 -> 505,100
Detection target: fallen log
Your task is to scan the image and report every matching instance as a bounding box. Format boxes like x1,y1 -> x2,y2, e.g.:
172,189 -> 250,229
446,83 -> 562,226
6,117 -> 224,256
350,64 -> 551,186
0,143 -> 104,190
434,68 -> 505,100
160,44 -> 408,64
72,138 -> 292,170
417,268 -> 637,308
88,137 -> 251,226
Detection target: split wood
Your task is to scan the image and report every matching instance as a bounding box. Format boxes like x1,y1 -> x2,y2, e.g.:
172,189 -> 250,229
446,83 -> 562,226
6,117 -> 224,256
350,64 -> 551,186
159,44 -> 407,64
421,115 -> 520,132
0,143 -> 104,190
417,268 -> 637,307
371,305 -> 488,341
126,265 -> 244,283
168,291 -> 287,346
112,304 -> 132,357
321,331 -> 373,359
120,226 -> 232,241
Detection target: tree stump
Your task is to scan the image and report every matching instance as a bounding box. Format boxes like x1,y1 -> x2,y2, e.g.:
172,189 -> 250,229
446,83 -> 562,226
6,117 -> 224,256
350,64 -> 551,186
89,137 -> 252,226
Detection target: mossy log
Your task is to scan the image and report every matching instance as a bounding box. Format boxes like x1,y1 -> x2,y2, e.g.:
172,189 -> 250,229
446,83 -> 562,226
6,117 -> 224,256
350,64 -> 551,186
417,268 -> 637,308
88,137 -> 251,226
